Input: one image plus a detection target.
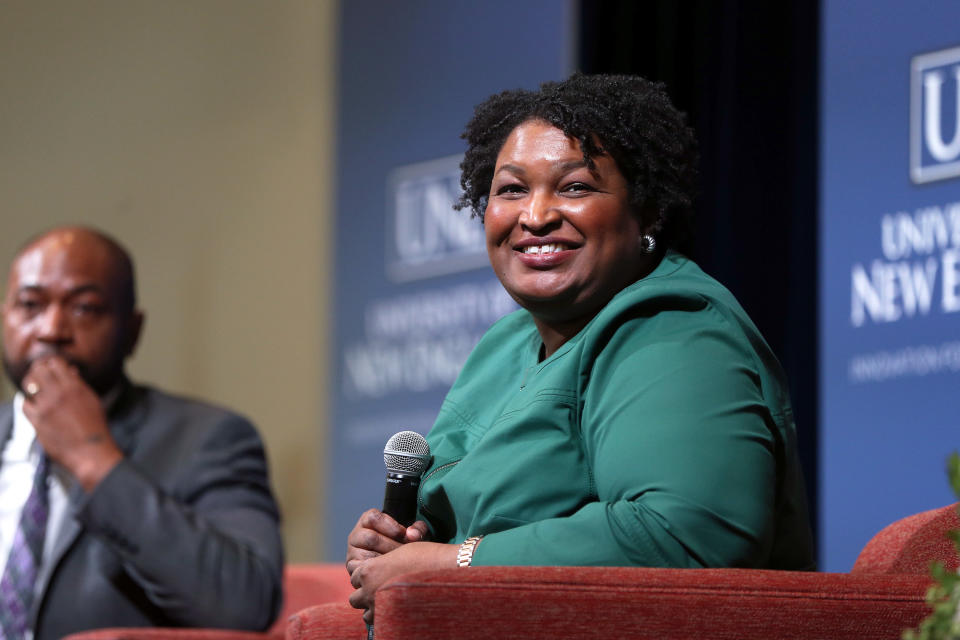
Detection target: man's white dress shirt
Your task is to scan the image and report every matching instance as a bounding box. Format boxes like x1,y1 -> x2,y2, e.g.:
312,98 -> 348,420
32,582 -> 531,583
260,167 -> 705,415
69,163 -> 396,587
0,393 -> 72,638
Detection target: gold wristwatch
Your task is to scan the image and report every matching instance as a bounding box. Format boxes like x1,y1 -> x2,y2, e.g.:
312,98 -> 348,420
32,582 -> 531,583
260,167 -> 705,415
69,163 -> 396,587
456,536 -> 483,567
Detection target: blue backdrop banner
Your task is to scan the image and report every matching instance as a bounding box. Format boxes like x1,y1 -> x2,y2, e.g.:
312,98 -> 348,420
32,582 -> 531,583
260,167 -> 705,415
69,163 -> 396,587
820,0 -> 960,571
328,0 -> 574,560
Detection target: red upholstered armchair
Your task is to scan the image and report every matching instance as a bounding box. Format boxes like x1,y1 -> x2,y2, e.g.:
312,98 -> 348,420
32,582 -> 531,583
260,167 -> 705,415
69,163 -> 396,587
287,504 -> 960,640
62,563 -> 355,640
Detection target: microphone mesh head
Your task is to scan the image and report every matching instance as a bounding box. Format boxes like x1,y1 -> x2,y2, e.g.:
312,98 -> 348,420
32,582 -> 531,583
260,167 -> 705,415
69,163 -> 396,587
384,430 -> 431,476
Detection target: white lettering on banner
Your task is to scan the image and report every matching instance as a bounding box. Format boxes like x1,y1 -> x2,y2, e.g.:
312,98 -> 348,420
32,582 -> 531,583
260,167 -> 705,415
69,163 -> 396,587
342,279 -> 518,399
343,332 -> 480,398
387,155 -> 488,282
943,249 -> 960,312
848,340 -> 960,383
394,183 -> 440,262
850,259 -> 938,326
842,48 -> 960,388
851,200 -> 960,326
910,258 -> 940,315
880,204 -> 960,260
365,281 -> 515,339
394,179 -> 483,262
911,46 -> 960,184
923,68 -> 960,163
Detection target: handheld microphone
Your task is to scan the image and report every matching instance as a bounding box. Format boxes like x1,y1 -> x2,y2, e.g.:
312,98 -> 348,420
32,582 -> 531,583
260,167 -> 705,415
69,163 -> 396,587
381,431 -> 431,527
368,431 -> 430,640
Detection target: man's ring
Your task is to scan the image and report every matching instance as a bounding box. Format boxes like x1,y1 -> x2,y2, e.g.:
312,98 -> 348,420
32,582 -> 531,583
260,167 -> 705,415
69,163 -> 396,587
25,381 -> 40,398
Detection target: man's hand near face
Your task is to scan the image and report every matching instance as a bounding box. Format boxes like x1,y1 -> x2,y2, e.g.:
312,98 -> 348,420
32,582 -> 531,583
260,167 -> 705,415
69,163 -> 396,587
22,356 -> 123,492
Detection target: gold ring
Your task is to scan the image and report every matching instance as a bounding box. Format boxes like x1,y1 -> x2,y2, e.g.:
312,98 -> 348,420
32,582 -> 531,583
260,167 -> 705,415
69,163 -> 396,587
24,381 -> 40,398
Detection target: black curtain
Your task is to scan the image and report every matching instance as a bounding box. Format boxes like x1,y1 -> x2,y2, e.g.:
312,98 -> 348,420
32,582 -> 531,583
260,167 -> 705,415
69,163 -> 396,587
579,0 -> 821,546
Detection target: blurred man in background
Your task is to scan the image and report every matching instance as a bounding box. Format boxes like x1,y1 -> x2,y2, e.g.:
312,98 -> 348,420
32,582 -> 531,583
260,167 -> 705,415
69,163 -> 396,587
0,226 -> 283,639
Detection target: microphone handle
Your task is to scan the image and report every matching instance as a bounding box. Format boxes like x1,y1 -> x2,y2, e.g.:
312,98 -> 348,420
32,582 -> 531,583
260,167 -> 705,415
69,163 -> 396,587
382,471 -> 420,527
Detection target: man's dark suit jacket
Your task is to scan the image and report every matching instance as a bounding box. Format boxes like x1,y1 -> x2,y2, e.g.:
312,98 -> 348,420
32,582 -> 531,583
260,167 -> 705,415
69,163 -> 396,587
0,382 -> 284,640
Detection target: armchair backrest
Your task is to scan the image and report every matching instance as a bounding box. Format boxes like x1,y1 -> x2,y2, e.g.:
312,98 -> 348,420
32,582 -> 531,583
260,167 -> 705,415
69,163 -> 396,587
852,503 -> 960,574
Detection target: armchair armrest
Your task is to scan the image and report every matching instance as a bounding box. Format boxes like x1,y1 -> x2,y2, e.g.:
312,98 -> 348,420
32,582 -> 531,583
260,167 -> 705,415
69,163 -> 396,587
62,630 -> 278,640
326,566 -> 930,640
286,602 -> 365,640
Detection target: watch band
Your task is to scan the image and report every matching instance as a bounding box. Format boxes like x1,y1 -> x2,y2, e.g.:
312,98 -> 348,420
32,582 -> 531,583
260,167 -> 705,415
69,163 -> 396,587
456,535 -> 483,567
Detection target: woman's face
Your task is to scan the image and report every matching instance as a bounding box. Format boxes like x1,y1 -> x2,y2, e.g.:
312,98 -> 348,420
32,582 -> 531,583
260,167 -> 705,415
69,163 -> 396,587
485,119 -> 652,325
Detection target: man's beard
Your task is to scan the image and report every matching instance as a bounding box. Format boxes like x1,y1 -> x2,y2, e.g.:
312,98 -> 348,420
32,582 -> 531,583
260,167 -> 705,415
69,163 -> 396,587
2,350 -> 118,397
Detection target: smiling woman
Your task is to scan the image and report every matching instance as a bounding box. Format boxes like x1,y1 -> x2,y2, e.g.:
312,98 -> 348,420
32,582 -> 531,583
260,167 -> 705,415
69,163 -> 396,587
345,74 -> 816,627
484,120 -> 651,356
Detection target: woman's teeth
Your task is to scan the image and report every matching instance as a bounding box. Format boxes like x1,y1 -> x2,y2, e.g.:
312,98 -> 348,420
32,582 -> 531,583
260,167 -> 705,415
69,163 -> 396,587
522,243 -> 568,255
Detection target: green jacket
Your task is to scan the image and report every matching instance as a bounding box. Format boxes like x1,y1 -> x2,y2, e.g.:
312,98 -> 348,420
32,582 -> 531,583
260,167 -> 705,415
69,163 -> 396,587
418,251 -> 814,570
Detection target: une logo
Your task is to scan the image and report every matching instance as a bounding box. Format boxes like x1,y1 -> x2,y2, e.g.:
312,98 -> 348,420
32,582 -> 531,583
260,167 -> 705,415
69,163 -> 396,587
386,155 -> 487,282
911,45 -> 960,184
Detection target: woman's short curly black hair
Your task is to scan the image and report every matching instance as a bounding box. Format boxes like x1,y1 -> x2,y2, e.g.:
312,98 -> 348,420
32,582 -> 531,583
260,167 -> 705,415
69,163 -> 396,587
456,73 -> 699,253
